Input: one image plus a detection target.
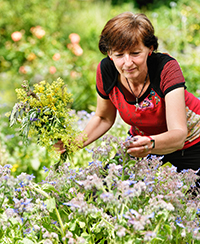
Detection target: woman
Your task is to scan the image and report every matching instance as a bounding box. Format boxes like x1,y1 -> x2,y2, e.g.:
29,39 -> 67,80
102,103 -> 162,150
58,12 -> 200,173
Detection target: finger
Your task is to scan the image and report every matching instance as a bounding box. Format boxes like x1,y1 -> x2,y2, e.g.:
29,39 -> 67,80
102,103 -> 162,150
127,144 -> 149,157
144,145 -> 149,152
60,148 -> 66,154
53,140 -> 63,147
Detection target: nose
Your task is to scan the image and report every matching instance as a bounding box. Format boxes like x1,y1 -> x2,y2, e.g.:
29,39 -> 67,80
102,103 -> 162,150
124,54 -> 132,66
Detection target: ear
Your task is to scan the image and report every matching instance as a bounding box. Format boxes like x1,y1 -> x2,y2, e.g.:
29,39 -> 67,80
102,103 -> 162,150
150,45 -> 154,52
148,46 -> 154,56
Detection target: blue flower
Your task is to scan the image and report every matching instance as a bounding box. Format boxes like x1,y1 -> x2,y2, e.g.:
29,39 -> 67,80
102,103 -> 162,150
6,134 -> 15,139
19,181 -> 26,187
24,199 -> 32,205
149,187 -> 153,192
63,202 -> 80,208
15,188 -> 21,192
4,164 -> 12,169
26,174 -> 35,181
85,148 -> 93,153
175,217 -> 185,228
196,208 -> 200,215
30,118 -> 39,121
43,166 -> 49,172
127,180 -> 137,186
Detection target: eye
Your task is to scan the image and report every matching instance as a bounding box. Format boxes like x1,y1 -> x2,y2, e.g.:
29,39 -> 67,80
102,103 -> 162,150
131,52 -> 140,55
115,53 -> 123,57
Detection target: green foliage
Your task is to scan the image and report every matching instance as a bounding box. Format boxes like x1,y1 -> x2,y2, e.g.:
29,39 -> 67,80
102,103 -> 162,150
145,0 -> 200,97
0,0 -> 108,111
0,0 -> 200,179
0,139 -> 199,243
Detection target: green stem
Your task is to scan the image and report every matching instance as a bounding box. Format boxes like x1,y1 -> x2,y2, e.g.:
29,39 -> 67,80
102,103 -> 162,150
176,228 -> 178,244
101,217 -> 115,229
55,207 -> 65,236
31,184 -> 67,244
153,217 -> 163,234
121,150 -> 128,181
120,203 -> 125,221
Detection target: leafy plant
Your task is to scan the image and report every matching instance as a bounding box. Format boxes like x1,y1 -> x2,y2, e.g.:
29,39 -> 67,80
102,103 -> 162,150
9,78 -> 83,168
0,135 -> 199,243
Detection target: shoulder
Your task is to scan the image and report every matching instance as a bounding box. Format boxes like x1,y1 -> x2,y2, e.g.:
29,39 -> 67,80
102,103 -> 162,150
98,57 -> 118,94
147,52 -> 175,73
148,52 -> 180,97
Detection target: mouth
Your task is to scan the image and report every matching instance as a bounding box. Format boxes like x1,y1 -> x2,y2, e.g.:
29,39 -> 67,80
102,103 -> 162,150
124,68 -> 136,73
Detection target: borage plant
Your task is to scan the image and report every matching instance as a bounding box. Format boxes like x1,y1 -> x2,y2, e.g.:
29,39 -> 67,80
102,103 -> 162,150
0,135 -> 200,244
9,78 -> 82,168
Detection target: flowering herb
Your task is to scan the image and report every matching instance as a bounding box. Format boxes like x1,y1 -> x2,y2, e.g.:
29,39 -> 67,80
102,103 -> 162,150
9,78 -> 83,167
0,134 -> 199,243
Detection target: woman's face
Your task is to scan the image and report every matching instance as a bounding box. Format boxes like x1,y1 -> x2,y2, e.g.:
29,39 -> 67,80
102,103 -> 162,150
108,42 -> 152,81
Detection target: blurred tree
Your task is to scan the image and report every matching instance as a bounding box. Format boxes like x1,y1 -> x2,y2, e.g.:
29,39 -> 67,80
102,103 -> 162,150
110,0 -> 179,9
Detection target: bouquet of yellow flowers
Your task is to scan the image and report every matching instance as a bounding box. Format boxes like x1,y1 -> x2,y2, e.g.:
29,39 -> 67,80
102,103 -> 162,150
9,78 -> 82,168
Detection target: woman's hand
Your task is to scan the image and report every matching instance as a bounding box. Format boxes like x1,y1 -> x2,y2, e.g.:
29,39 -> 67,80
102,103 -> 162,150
53,140 -> 66,154
124,135 -> 154,158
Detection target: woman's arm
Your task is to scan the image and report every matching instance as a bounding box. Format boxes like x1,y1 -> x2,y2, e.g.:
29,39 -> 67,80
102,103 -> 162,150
126,87 -> 188,157
54,94 -> 117,153
79,94 -> 117,147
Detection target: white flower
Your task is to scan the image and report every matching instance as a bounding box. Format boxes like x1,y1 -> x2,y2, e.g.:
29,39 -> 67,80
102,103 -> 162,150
116,227 -> 126,237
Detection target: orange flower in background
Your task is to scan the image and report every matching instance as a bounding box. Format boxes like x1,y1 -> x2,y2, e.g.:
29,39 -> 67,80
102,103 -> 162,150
70,70 -> 82,79
11,31 -> 22,42
72,43 -> 83,56
27,53 -> 36,61
67,33 -> 83,56
19,66 -> 27,74
49,66 -> 57,74
52,53 -> 61,61
69,33 -> 80,44
67,43 -> 83,56
30,26 -> 45,39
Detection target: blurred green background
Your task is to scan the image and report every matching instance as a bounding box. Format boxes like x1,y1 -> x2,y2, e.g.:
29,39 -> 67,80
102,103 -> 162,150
0,0 -> 200,181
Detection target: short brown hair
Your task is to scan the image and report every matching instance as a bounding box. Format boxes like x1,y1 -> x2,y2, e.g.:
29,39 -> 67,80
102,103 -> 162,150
99,12 -> 158,55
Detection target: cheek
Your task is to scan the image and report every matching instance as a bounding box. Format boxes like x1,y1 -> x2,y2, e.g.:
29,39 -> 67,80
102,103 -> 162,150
135,57 -> 147,67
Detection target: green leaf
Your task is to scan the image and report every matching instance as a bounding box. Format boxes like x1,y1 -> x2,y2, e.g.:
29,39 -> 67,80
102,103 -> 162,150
19,108 -> 24,117
78,221 -> 85,228
163,224 -> 172,238
44,197 -> 56,212
30,157 -> 41,171
42,183 -> 59,193
161,162 -> 173,168
9,103 -> 19,127
63,222 -> 69,231
127,160 -> 137,167
80,232 -> 91,241
8,217 -> 19,225
69,220 -> 77,231
22,238 -> 35,244
151,236 -> 164,242
97,238 -> 106,244
30,111 -> 37,120
90,211 -> 101,219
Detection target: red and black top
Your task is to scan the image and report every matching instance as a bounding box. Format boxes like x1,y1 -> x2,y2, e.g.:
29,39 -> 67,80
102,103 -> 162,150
96,52 -> 200,150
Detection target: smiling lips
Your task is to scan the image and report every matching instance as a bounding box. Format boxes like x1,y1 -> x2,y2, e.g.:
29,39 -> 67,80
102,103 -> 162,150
124,68 -> 136,73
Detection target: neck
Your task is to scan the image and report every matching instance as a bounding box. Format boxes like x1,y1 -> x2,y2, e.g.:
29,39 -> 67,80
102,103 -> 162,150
125,72 -> 148,99
126,71 -> 148,85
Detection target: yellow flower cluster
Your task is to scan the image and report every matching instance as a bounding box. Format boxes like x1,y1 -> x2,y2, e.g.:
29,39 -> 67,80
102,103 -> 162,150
14,78 -> 81,157
16,88 -> 28,102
